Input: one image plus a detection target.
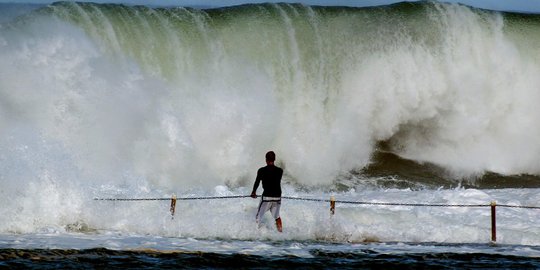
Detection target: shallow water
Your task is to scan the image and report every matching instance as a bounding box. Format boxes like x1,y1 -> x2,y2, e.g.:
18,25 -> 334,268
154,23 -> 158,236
1,234 -> 540,269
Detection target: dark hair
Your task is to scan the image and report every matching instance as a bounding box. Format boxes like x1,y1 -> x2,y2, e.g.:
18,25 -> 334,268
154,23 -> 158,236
265,151 -> 276,162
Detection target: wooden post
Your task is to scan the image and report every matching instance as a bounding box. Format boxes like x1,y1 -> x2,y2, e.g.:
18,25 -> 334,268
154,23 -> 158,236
491,201 -> 496,243
170,194 -> 177,219
330,196 -> 335,216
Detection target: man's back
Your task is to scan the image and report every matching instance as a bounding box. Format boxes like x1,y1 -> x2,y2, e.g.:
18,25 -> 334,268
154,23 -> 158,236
256,165 -> 283,197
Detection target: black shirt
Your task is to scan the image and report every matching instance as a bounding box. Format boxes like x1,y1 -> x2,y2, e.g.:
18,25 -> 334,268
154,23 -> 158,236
252,165 -> 283,197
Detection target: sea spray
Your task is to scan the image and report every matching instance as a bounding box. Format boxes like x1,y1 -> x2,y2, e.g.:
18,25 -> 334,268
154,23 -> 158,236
34,2 -> 540,184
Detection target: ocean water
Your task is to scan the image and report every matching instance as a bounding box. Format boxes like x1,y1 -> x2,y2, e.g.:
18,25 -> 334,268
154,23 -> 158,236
1,1 -> 540,268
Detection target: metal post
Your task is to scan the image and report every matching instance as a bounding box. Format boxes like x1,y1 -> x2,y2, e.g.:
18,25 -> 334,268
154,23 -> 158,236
330,196 -> 335,216
170,194 -> 177,219
491,201 -> 496,243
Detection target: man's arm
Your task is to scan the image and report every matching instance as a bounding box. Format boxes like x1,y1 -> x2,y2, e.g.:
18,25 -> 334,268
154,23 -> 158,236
251,169 -> 261,198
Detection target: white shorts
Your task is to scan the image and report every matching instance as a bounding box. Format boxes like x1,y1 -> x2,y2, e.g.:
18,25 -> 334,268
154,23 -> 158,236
256,196 -> 281,222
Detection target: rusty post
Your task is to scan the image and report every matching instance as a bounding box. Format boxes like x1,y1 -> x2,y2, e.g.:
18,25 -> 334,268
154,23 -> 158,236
491,201 -> 496,243
170,194 -> 177,219
330,196 -> 335,216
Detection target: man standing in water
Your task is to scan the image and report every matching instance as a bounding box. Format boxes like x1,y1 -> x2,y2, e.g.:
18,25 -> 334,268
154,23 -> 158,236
251,151 -> 283,232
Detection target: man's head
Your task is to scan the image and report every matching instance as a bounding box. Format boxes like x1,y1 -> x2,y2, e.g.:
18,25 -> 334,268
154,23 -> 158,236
265,151 -> 276,164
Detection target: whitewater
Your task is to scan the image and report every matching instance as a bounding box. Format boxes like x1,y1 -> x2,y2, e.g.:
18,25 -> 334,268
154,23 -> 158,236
1,1 -> 540,268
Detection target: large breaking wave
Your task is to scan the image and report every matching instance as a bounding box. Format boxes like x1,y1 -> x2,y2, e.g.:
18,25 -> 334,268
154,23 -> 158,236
2,2 -> 540,189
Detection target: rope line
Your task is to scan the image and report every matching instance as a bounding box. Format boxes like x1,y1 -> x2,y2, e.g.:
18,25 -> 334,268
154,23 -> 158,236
94,195 -> 250,201
94,198 -> 170,201
497,204 -> 540,209
93,195 -> 540,209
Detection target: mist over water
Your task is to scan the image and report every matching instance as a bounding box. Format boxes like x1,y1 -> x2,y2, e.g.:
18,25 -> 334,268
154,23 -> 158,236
1,2 -> 540,245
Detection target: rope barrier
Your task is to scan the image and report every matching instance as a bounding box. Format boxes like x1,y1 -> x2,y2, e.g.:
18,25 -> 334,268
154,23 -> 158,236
283,196 -> 488,207
94,195 -> 540,209
94,195 -> 250,201
497,204 -> 540,209
94,198 -> 171,201
94,194 -> 540,243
